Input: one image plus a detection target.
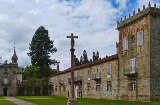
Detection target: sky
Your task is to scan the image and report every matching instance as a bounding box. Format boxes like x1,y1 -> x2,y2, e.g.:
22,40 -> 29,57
0,0 -> 160,70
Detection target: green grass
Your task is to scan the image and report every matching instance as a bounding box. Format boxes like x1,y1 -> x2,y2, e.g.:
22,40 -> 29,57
14,96 -> 160,105
0,97 -> 16,105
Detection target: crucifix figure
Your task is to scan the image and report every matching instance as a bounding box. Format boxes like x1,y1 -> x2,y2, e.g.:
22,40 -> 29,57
67,33 -> 78,48
67,33 -> 78,105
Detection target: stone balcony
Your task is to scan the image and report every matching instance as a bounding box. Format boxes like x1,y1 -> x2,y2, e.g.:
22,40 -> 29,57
92,73 -> 101,81
68,76 -> 82,84
74,76 -> 82,84
124,67 -> 137,77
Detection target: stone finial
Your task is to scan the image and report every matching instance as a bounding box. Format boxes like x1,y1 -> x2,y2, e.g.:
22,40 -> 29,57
143,5 -> 145,10
148,1 -> 151,7
129,13 -> 131,17
133,11 -> 135,15
117,20 -> 119,24
154,3 -> 156,8
138,8 -> 140,12
125,16 -> 126,19
121,18 -> 122,22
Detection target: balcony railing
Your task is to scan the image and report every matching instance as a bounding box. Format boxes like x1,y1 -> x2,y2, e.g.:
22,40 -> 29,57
124,67 -> 137,77
74,76 -> 82,82
68,76 -> 82,84
58,80 -> 64,85
92,73 -> 101,81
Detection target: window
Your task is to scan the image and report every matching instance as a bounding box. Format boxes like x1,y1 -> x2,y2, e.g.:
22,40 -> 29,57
123,37 -> 128,50
107,81 -> 112,91
55,86 -> 57,91
63,85 -> 65,92
137,31 -> 143,45
130,58 -> 135,73
107,64 -> 111,77
130,80 -> 136,91
88,69 -> 91,80
87,83 -> 91,91
75,72 -> 78,77
96,67 -> 100,78
59,86 -> 61,91
96,84 -> 100,91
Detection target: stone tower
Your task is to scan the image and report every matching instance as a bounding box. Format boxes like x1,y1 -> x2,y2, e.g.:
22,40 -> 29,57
117,2 -> 160,101
11,43 -> 18,65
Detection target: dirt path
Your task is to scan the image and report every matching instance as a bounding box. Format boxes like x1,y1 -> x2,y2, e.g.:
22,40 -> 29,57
4,97 -> 36,105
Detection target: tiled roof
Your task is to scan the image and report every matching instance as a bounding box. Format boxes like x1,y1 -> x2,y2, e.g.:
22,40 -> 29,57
52,54 -> 118,76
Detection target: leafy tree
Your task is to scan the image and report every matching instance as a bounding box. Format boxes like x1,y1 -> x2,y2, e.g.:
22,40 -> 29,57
23,66 -> 39,80
27,26 -> 57,78
83,50 -> 89,64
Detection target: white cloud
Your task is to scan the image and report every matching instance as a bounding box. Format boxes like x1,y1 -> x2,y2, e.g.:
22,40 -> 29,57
0,0 -> 125,71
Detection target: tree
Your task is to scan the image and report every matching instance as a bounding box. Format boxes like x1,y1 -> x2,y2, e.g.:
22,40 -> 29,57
95,51 -> 99,60
23,66 -> 39,80
27,26 -> 57,78
93,52 -> 96,61
83,50 -> 89,64
80,56 -> 83,65
74,55 -> 80,66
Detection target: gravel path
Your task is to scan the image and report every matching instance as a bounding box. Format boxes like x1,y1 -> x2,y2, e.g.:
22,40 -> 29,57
4,97 -> 36,105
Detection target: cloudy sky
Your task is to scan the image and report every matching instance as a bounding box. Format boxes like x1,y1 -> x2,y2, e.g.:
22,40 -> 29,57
0,0 -> 160,70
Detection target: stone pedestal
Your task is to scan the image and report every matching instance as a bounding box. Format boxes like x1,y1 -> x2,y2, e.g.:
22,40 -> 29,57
67,98 -> 77,105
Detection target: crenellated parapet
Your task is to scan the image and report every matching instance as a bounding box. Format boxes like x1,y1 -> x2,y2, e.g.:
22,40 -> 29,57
117,2 -> 160,30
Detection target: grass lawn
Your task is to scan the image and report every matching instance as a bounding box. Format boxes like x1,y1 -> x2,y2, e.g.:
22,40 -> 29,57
0,97 -> 16,105
14,96 -> 160,105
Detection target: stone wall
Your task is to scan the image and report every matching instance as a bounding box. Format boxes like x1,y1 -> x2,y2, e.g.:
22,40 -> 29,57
150,8 -> 160,101
50,55 -> 118,99
117,7 -> 152,101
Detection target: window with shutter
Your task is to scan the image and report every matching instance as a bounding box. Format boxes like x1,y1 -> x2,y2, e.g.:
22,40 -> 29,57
130,58 -> 135,73
123,37 -> 128,50
97,67 -> 100,78
88,69 -> 90,80
130,80 -> 136,91
137,31 -> 143,45
107,64 -> 111,77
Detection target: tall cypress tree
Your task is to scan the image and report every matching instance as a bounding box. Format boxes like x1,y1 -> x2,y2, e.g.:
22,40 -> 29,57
83,50 -> 89,64
28,26 -> 57,78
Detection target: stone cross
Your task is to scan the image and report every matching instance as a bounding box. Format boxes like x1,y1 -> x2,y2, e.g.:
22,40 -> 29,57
67,33 -> 78,105
67,33 -> 78,48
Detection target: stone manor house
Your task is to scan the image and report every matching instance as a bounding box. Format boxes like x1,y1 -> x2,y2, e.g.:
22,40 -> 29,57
0,45 -> 22,96
50,3 -> 160,101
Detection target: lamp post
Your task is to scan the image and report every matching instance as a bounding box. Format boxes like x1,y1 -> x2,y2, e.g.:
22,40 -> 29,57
67,33 -> 78,105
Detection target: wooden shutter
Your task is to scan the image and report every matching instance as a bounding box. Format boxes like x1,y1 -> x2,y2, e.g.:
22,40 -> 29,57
123,37 -> 125,50
130,59 -> 133,73
133,58 -> 135,73
107,64 -> 111,76
137,31 -> 143,45
140,31 -> 143,45
126,37 -> 128,49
